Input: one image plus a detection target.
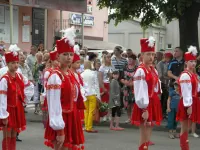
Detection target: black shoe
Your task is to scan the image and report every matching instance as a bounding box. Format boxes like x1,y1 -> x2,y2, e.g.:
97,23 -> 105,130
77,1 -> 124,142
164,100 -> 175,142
16,137 -> 22,142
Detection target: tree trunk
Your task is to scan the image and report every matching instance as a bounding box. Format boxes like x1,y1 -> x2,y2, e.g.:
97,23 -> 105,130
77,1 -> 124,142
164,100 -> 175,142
179,2 -> 200,52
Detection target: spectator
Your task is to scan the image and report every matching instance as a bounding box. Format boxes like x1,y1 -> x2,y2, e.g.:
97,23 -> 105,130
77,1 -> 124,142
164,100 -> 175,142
111,46 -> 127,108
33,52 -> 43,115
81,61 -> 101,133
167,82 -> 180,139
0,41 -> 6,68
99,53 -> 114,121
38,42 -> 45,53
126,49 -> 133,57
18,52 -> 33,82
94,59 -> 101,71
26,45 -> 37,73
89,53 -> 97,69
155,51 -> 163,65
121,52 -> 128,59
168,47 -> 184,89
137,53 -> 143,65
109,70 -> 124,131
122,54 -> 137,123
111,46 -> 127,79
157,52 -> 173,117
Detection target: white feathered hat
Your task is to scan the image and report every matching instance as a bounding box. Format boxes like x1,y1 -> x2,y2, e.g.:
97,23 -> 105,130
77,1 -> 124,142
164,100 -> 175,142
184,45 -> 198,61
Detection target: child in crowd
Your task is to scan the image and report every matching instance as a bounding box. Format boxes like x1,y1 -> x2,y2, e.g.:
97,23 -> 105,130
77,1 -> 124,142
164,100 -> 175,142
109,70 -> 124,131
167,82 -> 180,139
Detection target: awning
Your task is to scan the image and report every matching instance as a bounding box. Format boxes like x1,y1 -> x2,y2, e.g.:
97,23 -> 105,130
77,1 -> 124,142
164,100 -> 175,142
11,0 -> 87,13
84,40 -> 126,50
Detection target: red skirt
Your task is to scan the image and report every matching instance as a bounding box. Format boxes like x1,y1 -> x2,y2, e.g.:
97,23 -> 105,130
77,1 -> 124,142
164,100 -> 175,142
100,83 -> 110,103
44,102 -> 85,149
42,98 -> 48,111
0,100 -> 26,133
131,93 -> 162,126
176,97 -> 200,123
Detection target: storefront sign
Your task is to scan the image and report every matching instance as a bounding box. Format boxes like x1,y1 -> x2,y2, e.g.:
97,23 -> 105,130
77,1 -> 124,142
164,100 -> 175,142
11,0 -> 87,13
70,13 -> 94,27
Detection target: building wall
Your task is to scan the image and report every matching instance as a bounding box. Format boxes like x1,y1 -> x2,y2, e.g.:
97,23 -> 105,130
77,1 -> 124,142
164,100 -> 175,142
5,2 -> 108,51
108,20 -> 166,54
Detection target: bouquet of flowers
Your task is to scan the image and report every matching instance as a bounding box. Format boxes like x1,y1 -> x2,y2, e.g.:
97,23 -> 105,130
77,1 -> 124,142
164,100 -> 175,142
99,102 -> 109,117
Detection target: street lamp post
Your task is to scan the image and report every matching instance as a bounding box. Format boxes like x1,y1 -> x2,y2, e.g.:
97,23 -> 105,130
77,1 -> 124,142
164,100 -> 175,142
9,0 -> 13,44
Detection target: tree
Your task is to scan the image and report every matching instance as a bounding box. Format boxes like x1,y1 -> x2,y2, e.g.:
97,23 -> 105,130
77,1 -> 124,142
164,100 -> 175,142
98,0 -> 200,52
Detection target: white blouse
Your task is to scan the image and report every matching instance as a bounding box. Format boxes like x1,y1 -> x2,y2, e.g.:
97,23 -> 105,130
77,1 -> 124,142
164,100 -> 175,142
179,72 -> 200,107
46,73 -> 65,130
133,67 -> 161,109
0,73 -> 33,119
74,73 -> 86,101
42,70 -> 51,97
81,69 -> 100,101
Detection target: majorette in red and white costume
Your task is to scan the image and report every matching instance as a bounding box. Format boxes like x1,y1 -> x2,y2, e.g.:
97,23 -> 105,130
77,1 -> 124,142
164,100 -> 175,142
176,46 -> 200,150
71,45 -> 86,123
44,27 -> 85,149
131,37 -> 162,150
0,44 -> 33,150
42,50 -> 58,112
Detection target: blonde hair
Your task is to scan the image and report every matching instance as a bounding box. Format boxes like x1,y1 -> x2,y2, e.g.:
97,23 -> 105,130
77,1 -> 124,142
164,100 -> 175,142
102,53 -> 112,66
84,61 -> 92,69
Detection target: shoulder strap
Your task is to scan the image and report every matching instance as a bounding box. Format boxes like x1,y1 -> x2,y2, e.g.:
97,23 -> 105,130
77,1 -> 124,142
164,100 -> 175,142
48,69 -> 64,82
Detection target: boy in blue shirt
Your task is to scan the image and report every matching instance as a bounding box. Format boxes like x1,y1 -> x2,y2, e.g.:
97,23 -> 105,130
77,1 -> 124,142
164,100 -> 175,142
167,82 -> 180,139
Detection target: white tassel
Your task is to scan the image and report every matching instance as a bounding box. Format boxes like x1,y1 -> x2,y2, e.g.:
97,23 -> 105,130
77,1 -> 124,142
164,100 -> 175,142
74,44 -> 80,55
60,26 -> 76,46
147,36 -> 155,47
188,45 -> 197,56
9,44 -> 20,56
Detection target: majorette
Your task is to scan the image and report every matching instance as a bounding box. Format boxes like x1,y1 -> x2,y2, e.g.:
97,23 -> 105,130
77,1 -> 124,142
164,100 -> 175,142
44,27 -> 85,150
131,37 -> 163,150
0,44 -> 33,150
177,45 -> 200,150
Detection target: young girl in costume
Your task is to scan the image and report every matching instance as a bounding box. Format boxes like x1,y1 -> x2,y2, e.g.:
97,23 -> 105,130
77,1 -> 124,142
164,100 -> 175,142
177,46 -> 200,150
131,37 -> 162,150
0,44 -> 33,150
44,27 -> 85,150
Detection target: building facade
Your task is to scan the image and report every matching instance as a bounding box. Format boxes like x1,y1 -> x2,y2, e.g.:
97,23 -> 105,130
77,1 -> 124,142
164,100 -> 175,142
0,0 -> 108,51
108,16 -> 200,54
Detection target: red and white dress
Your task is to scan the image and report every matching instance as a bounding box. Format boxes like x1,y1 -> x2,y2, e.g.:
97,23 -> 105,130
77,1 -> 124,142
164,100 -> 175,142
131,64 -> 162,126
44,68 -> 85,149
42,68 -> 52,111
0,72 -> 30,132
176,70 -> 200,123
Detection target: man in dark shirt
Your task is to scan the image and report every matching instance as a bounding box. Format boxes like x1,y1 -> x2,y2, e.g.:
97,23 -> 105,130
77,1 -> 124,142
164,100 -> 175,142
166,47 -> 184,119
168,47 -> 184,88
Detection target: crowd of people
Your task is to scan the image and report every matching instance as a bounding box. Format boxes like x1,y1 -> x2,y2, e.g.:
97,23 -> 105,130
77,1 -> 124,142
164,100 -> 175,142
0,26 -> 200,150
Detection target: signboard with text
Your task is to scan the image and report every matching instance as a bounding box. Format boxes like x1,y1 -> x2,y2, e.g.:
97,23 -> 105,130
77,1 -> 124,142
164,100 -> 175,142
70,13 -> 94,27
11,0 -> 87,13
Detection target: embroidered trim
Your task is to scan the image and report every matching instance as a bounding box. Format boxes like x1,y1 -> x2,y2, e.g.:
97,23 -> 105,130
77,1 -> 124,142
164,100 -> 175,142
133,76 -> 145,81
179,80 -> 191,83
0,90 -> 7,95
46,84 -> 61,90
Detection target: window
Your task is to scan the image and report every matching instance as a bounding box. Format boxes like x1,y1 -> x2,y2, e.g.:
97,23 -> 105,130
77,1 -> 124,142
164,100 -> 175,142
167,44 -> 172,49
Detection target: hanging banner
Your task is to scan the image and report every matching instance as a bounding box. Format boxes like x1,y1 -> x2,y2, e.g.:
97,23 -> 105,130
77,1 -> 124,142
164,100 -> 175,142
11,0 -> 87,13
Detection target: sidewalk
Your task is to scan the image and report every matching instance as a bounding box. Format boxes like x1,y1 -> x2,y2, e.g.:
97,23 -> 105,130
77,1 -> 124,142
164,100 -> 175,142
25,105 -> 199,133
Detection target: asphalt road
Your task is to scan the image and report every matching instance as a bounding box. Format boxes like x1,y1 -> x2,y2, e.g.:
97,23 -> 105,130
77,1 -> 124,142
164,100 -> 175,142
1,121 -> 199,150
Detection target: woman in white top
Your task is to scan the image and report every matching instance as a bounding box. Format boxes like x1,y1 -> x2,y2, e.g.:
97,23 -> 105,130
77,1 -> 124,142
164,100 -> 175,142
81,61 -> 101,133
99,53 -> 114,120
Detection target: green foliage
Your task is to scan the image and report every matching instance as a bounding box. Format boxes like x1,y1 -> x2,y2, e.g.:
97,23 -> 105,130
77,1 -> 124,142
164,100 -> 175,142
98,0 -> 195,27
